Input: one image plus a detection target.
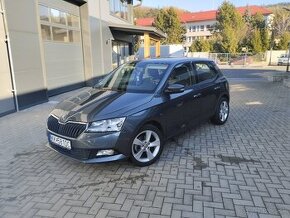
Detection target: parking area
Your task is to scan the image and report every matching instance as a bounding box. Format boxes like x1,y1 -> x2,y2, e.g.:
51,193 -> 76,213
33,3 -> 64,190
0,68 -> 290,218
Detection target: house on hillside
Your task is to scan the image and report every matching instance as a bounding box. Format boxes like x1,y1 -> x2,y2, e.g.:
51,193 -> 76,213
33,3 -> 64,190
136,5 -> 273,52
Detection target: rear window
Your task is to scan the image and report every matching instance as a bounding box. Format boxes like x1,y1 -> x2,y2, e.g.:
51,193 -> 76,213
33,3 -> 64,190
194,62 -> 218,83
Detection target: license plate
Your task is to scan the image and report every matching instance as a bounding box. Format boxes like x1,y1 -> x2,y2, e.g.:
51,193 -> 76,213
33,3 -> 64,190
50,134 -> 71,150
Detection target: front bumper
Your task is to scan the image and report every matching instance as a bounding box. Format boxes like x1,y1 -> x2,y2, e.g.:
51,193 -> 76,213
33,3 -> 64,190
46,130 -> 128,163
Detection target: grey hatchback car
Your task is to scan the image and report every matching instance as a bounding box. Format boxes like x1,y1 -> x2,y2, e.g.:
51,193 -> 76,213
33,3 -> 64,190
47,58 -> 230,166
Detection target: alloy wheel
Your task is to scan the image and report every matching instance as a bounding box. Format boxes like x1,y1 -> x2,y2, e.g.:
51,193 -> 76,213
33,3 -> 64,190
132,130 -> 161,163
219,100 -> 229,122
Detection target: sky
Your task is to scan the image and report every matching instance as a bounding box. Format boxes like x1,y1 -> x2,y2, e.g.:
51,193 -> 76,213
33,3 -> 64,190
141,0 -> 289,11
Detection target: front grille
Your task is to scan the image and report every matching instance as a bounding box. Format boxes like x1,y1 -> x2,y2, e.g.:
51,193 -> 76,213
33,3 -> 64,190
47,115 -> 87,138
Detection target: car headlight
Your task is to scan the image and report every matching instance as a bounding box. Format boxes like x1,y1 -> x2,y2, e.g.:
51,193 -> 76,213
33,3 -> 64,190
86,117 -> 126,133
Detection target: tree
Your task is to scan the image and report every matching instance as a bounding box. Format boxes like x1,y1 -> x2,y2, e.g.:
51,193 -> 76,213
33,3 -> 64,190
276,32 -> 290,50
133,6 -> 188,19
134,6 -> 159,19
260,28 -> 270,51
250,28 -> 263,53
155,7 -> 186,44
244,12 -> 270,52
269,6 -> 290,38
189,39 -> 211,52
251,13 -> 265,29
214,1 -> 247,53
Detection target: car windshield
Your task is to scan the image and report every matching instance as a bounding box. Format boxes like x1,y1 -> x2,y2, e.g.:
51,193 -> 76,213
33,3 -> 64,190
94,62 -> 169,93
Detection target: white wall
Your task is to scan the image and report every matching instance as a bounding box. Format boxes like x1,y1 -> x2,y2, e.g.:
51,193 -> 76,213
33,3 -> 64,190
187,52 -> 209,58
138,44 -> 185,59
88,0 -> 133,25
4,0 -> 47,108
88,0 -> 134,76
266,50 -> 288,65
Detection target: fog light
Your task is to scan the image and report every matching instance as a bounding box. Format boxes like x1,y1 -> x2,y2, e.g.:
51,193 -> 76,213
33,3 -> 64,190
96,149 -> 115,156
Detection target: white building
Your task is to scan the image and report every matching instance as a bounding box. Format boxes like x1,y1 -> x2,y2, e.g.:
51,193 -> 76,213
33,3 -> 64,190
182,6 -> 273,51
136,5 -> 273,52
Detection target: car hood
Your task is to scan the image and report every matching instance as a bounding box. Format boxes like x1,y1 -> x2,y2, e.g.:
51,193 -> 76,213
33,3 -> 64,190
51,88 -> 153,123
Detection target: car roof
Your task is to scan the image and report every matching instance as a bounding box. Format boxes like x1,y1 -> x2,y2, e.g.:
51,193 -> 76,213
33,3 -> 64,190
136,57 -> 213,65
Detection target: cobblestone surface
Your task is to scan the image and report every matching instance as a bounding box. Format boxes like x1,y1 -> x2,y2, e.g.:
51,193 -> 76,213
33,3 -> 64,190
0,69 -> 290,218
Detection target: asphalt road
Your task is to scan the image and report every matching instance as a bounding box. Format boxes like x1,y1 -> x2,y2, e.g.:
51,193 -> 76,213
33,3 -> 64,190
220,65 -> 287,80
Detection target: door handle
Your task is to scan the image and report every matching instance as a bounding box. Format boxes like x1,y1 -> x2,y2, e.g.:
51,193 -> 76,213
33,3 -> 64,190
214,86 -> 221,90
193,93 -> 202,98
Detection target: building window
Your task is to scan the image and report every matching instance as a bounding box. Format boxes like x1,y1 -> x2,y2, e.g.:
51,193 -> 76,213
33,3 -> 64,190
51,9 -> 66,25
39,5 -> 50,22
39,5 -> 81,43
41,24 -> 51,40
112,41 -> 130,69
52,27 -> 68,42
67,14 -> 79,28
68,30 -> 81,43
206,25 -> 213,31
110,0 -> 129,20
200,25 -> 204,31
192,26 -> 196,32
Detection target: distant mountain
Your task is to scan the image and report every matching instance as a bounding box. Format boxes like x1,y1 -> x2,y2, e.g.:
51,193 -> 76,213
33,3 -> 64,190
265,2 -> 290,9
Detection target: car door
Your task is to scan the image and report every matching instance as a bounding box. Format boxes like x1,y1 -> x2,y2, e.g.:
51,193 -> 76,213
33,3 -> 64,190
162,62 -> 201,137
193,61 -> 221,120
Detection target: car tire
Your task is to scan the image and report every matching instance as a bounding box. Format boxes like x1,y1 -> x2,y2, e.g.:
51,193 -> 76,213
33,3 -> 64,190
130,124 -> 164,167
211,97 -> 230,125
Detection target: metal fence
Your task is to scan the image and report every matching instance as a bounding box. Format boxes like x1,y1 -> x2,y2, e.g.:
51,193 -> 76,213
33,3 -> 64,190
187,52 -> 267,65
209,53 -> 266,65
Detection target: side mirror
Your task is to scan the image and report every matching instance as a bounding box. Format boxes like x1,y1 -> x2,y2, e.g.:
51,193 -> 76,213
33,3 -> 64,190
165,84 -> 185,94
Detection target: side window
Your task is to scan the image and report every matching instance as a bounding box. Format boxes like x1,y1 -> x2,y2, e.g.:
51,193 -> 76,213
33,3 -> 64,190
194,62 -> 217,83
168,63 -> 194,87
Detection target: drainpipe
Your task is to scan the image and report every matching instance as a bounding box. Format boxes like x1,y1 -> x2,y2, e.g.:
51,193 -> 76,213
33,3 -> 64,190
0,0 -> 19,111
98,0 -> 105,74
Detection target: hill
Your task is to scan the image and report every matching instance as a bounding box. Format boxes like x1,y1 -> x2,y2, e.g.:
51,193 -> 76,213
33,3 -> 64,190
133,3 -> 290,19
266,2 -> 290,9
134,6 -> 188,19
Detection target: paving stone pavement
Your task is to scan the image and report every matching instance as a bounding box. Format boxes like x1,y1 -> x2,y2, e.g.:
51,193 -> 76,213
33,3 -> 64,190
0,70 -> 290,218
